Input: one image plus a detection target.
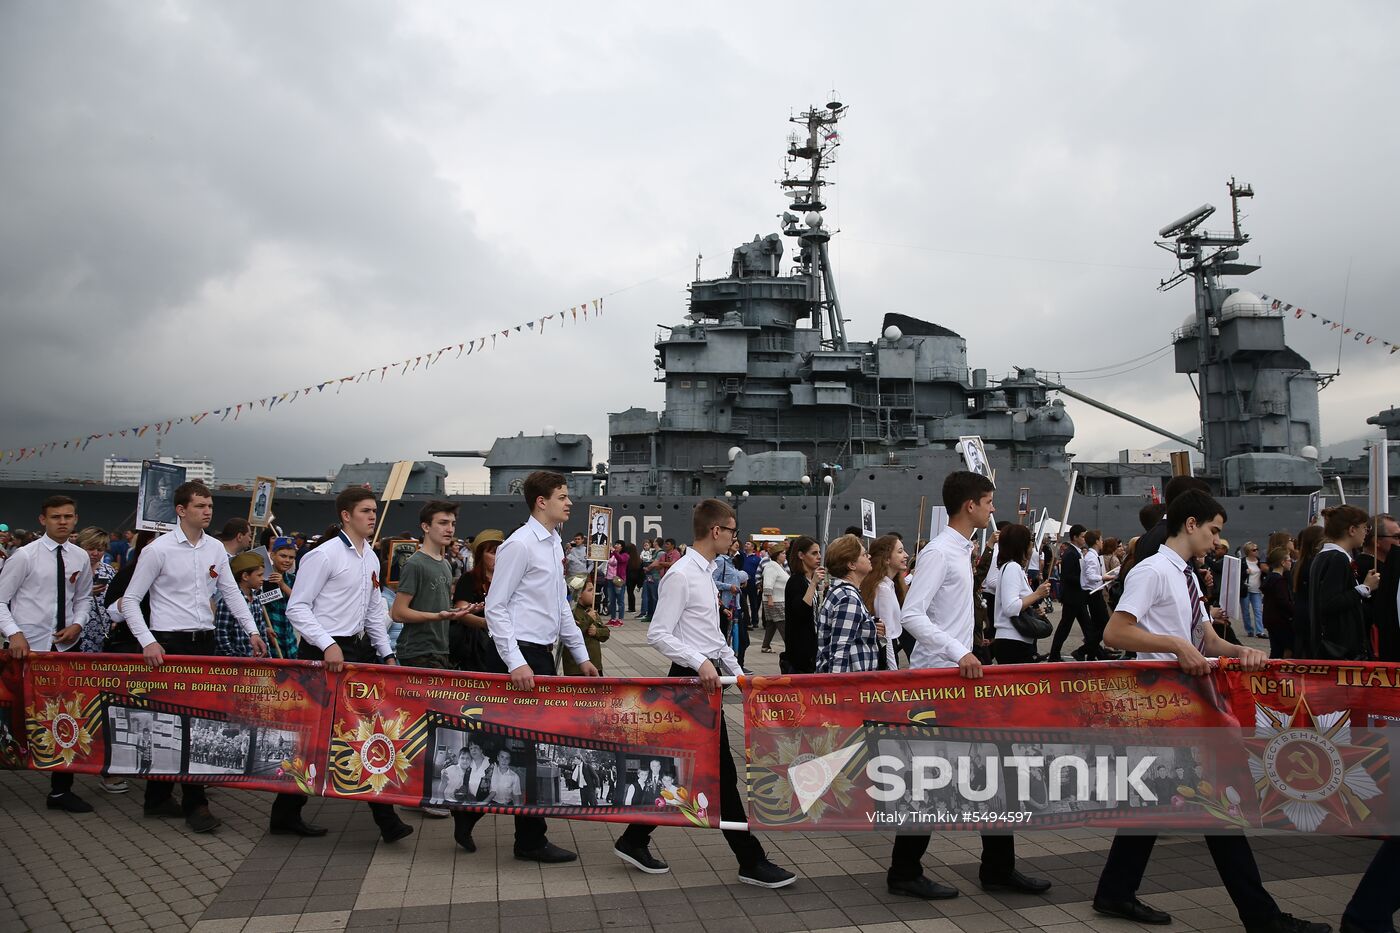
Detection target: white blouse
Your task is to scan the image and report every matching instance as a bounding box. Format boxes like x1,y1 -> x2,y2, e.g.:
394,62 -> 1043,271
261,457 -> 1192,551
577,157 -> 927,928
994,561 -> 1034,644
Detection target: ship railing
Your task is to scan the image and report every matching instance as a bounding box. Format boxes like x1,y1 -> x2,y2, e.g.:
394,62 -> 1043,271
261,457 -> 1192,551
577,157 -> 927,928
914,365 -> 970,383
607,451 -> 652,465
853,390 -> 915,409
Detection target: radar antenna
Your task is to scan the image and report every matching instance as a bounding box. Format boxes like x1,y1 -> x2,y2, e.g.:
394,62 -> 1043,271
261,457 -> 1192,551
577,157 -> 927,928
780,94 -> 848,350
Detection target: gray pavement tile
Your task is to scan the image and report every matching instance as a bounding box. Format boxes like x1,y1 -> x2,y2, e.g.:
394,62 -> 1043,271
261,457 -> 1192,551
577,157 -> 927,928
546,894 -> 596,913
701,917 -> 757,933
304,894 -> 353,913
693,899 -> 747,919
347,907 -> 405,927
253,896 -> 310,917
395,923 -> 450,933
547,911 -> 600,932
200,899 -> 258,920
500,898 -> 550,916
399,904 -> 450,922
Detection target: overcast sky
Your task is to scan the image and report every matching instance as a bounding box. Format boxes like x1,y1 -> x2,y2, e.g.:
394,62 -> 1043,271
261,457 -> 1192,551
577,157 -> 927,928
3,1 -> 1397,488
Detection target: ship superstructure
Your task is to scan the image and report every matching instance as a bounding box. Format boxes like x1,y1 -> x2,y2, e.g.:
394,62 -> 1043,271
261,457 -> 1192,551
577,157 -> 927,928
606,101 -> 1073,498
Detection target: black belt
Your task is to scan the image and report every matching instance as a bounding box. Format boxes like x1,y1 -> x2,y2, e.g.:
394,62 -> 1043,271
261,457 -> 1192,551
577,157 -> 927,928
153,630 -> 215,644
518,640 -> 553,650
332,633 -> 371,647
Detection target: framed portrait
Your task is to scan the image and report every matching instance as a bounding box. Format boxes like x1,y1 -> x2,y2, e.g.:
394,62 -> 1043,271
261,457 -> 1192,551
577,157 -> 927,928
248,477 -> 276,527
136,460 -> 187,533
586,505 -> 612,563
958,435 -> 992,482
859,498 -> 877,538
1017,487 -> 1030,516
386,538 -> 420,588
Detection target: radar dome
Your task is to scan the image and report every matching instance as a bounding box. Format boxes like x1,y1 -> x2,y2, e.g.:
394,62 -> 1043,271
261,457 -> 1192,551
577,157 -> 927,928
1301,445 -> 1319,460
804,211 -> 823,228
1219,290 -> 1270,320
728,446 -> 743,461
883,325 -> 902,341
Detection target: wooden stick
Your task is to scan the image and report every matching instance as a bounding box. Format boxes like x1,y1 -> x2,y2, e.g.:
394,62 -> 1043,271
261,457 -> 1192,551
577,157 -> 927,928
258,601 -> 283,659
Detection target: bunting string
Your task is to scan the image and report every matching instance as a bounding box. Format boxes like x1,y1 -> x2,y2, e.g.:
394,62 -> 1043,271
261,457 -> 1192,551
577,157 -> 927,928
1259,293 -> 1400,356
1,297 -> 604,463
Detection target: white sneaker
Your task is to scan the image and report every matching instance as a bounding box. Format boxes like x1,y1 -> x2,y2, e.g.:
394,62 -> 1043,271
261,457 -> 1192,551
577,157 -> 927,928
100,779 -> 130,794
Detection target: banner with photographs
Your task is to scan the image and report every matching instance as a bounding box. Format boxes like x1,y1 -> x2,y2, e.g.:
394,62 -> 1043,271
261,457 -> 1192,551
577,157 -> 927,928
3,655 -> 722,830
744,661 -> 1400,834
323,665 -> 721,827
17,654 -> 331,796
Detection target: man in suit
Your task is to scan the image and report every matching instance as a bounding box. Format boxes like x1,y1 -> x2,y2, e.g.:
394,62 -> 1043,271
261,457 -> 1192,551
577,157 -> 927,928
1049,526 -> 1092,661
574,756 -> 600,807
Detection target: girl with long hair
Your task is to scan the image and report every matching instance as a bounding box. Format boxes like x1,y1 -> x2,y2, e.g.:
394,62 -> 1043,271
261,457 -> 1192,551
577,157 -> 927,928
860,534 -> 909,669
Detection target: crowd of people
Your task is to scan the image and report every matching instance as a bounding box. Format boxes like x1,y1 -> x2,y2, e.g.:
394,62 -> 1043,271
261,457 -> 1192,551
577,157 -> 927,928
1,468 -> 1397,932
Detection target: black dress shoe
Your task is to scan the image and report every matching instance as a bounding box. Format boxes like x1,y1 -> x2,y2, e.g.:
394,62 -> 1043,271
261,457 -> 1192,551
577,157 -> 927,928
46,792 -> 94,813
381,822 -> 414,844
888,875 -> 959,899
143,798 -> 183,818
514,842 -> 577,863
454,830 -> 476,852
1093,897 -> 1172,925
980,870 -> 1051,894
186,805 -> 222,834
270,819 -> 328,837
1244,913 -> 1332,933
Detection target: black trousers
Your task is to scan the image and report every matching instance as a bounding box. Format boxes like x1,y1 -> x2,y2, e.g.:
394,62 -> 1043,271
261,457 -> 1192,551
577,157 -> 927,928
890,637 -> 1027,884
744,585 -> 762,630
1344,839 -> 1400,931
1050,599 -> 1096,658
270,637 -> 404,833
50,772 -> 74,796
1095,833 -> 1278,925
890,833 -> 1014,883
1086,593 -> 1109,656
992,638 -> 1037,665
143,631 -> 219,815
451,641 -> 553,852
617,664 -> 765,871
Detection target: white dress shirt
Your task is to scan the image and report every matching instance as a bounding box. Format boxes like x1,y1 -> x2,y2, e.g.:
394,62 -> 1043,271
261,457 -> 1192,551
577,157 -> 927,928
0,535 -> 94,651
1113,546 -> 1211,662
1081,547 -> 1106,594
994,561 -> 1034,644
900,526 -> 977,669
486,516 -> 589,672
286,531 -> 392,657
981,544 -> 1000,595
646,547 -> 742,676
873,576 -> 902,670
121,525 -> 257,648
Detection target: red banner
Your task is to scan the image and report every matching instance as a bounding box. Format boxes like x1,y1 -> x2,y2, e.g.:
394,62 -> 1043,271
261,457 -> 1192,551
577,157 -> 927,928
744,661 -> 1400,833
5,655 -> 721,829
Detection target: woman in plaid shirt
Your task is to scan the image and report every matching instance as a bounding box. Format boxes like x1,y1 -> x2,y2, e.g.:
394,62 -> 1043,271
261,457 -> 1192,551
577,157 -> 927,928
815,535 -> 887,673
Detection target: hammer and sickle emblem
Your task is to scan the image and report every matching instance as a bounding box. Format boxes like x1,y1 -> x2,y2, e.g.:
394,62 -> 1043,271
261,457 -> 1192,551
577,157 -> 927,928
1284,746 -> 1324,785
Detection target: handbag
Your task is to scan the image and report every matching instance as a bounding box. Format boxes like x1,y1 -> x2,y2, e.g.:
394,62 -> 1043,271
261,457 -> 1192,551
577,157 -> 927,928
1012,601 -> 1053,640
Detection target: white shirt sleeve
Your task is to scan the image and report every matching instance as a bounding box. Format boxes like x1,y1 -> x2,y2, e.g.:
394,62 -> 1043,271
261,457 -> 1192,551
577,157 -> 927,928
0,549 -> 27,638
646,570 -> 709,672
286,548 -> 335,652
486,538 -> 530,673
996,563 -> 1028,622
365,582 -> 392,658
900,547 -> 967,661
120,545 -> 164,648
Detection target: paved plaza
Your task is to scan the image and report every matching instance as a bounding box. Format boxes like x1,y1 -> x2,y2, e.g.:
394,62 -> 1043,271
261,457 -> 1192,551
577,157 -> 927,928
0,613 -> 1382,932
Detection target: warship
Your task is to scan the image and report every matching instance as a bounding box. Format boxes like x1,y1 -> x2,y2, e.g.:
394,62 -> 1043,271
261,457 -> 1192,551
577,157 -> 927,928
2,102 -> 1395,544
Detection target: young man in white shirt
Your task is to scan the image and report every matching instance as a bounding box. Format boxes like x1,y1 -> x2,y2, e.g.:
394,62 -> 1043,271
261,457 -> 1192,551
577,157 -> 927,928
121,481 -> 267,833
895,471 -> 1051,900
613,498 -> 797,889
454,471 -> 599,862
0,495 -> 95,813
274,487 -> 411,843
1093,489 -> 1328,933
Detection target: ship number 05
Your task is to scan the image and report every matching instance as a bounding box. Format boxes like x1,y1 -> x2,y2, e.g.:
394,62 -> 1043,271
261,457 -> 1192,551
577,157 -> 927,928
616,515 -> 663,544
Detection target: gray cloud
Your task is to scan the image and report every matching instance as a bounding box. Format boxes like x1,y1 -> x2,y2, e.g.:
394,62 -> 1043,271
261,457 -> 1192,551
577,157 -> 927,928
2,1 -> 1397,486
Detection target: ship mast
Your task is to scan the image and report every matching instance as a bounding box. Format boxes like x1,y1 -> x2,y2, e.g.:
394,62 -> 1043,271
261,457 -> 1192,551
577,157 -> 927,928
1155,177 -> 1255,473
781,95 -> 848,351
